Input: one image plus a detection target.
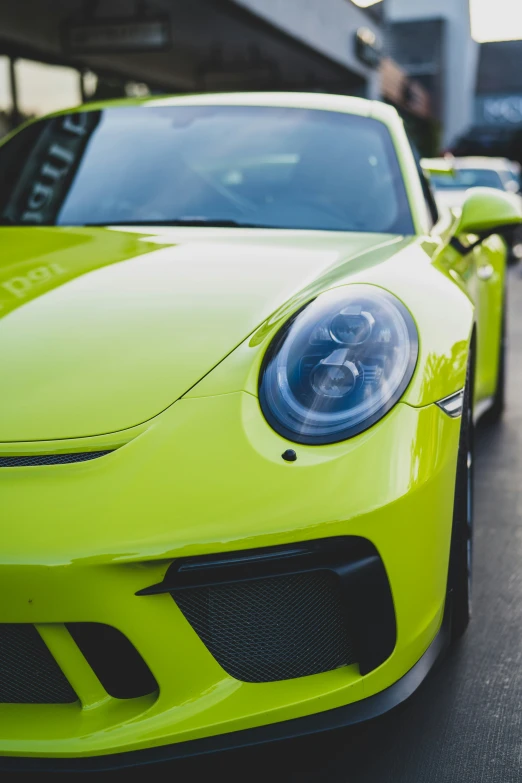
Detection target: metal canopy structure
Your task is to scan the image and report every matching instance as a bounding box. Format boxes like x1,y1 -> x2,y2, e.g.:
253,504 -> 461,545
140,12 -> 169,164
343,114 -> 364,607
0,0 -> 381,120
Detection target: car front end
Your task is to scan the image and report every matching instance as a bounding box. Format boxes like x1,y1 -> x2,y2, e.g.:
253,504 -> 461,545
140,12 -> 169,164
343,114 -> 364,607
0,227 -> 471,770
0,94 -> 475,769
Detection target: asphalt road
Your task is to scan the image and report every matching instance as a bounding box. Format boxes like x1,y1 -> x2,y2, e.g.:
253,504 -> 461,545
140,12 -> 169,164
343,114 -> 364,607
65,268 -> 522,781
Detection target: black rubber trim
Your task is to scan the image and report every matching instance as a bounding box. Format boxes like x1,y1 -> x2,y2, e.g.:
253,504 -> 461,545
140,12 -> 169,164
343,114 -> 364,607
449,236 -> 470,255
0,615 -> 449,772
137,537 -> 397,676
450,227 -> 516,257
0,451 -> 112,467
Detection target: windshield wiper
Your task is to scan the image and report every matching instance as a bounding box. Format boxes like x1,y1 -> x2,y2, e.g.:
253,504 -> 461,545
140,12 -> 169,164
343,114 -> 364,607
81,218 -> 273,228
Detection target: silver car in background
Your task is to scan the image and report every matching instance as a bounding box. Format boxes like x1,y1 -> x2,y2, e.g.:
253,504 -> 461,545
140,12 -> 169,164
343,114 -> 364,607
429,156 -> 522,262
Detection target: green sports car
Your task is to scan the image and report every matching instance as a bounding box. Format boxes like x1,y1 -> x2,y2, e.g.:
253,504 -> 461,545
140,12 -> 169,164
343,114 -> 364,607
0,92 -> 520,771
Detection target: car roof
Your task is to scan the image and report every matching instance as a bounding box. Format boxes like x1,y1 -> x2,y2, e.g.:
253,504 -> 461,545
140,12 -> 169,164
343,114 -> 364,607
42,91 -> 400,124
454,156 -> 514,170
431,156 -> 513,172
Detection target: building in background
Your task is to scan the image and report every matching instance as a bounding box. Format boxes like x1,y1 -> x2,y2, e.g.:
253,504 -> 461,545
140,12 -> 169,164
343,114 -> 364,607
476,41 -> 522,128
462,41 -> 522,161
441,41 -> 522,164
0,0 -> 384,130
380,55 -> 435,153
0,0 -> 434,146
386,0 -> 479,149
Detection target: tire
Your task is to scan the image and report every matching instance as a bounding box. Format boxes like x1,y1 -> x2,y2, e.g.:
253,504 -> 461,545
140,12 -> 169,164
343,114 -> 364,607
449,355 -> 474,640
482,300 -> 506,426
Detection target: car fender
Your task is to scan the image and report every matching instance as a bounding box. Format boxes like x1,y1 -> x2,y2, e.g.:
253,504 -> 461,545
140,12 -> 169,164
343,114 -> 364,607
187,238 -> 474,410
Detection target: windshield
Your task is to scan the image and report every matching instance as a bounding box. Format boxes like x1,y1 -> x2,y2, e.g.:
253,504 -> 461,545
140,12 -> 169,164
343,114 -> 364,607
0,105 -> 413,234
431,168 -> 505,191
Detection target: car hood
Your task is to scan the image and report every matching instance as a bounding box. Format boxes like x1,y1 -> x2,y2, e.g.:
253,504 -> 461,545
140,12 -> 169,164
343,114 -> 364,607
0,226 -> 404,441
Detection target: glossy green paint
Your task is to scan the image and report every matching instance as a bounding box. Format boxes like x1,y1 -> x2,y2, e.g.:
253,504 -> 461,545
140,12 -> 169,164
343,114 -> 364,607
0,92 -> 518,761
0,396 -> 459,757
429,198 -> 510,403
0,228 -> 396,441
455,186 -> 522,236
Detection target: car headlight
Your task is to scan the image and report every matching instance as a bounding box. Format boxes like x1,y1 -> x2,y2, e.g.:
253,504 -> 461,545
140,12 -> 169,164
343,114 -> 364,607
259,285 -> 418,445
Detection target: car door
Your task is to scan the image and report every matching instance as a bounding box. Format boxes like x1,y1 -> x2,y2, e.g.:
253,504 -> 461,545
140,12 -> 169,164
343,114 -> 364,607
471,234 -> 506,402
415,157 -> 505,407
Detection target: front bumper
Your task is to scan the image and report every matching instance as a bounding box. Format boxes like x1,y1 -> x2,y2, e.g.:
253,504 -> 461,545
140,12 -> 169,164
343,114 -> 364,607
0,619 -> 450,772
0,391 -> 460,764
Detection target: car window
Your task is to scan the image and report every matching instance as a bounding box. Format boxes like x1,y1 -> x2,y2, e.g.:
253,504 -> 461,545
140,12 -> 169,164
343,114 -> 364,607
0,105 -> 414,234
431,168 -> 504,191
502,168 -> 521,192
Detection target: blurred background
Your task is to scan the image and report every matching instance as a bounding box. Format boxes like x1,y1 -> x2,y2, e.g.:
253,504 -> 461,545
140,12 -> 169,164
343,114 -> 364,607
0,0 -> 520,163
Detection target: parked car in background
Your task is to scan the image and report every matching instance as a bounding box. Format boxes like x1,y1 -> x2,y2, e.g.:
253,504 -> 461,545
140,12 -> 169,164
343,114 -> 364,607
0,93 -> 520,771
507,160 -> 522,193
429,157 -> 522,262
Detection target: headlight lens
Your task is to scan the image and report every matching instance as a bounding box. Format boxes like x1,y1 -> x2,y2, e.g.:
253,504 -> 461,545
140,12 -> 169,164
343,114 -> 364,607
259,286 -> 418,444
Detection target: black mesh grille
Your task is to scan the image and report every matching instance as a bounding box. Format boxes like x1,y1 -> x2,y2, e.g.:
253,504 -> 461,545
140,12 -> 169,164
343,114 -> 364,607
0,451 -> 112,467
0,624 -> 77,703
174,571 -> 356,682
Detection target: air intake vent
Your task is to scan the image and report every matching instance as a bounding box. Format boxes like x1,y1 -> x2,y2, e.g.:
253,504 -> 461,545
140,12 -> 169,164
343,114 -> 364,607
0,624 -> 77,704
66,623 -> 158,699
139,537 -> 397,676
174,571 -> 356,682
0,451 -> 112,467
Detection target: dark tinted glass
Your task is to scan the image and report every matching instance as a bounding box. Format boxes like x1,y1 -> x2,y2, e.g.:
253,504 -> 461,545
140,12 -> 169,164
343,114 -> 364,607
0,105 -> 414,234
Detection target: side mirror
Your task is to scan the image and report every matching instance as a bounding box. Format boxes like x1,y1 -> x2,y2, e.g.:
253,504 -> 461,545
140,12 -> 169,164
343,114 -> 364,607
455,187 -> 522,238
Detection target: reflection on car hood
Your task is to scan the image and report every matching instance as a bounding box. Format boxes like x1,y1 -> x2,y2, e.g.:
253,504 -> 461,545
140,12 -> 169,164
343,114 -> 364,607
0,226 -> 405,441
